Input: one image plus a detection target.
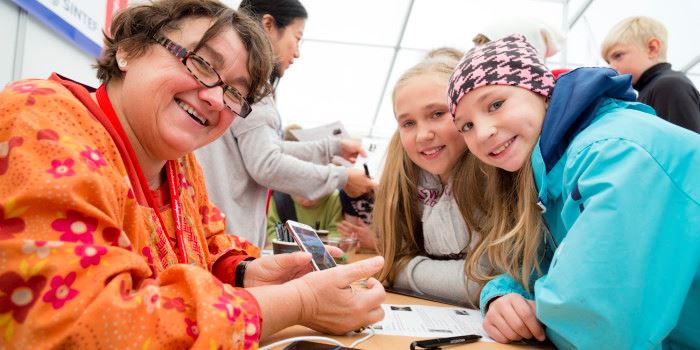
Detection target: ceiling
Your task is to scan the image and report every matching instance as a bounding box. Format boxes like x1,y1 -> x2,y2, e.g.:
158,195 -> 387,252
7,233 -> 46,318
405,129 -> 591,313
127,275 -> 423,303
225,0 -> 700,139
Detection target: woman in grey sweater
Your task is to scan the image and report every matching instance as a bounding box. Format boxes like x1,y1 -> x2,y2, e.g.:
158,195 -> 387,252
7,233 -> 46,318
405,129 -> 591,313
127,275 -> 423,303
374,48 -> 489,307
195,0 -> 374,247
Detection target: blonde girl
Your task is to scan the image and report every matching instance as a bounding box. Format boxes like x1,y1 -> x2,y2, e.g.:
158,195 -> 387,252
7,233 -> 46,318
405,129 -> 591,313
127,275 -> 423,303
449,34 -> 700,348
374,48 -> 488,307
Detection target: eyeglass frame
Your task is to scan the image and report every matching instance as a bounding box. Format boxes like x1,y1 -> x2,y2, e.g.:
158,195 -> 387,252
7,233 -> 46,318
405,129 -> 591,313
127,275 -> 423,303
152,33 -> 253,118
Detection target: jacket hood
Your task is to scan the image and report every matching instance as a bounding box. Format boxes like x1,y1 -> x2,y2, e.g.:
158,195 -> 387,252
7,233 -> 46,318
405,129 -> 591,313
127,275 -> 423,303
539,67 -> 637,172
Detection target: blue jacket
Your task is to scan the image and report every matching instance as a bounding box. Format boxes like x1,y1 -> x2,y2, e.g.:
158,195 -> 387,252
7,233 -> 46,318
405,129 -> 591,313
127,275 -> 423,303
479,68 -> 700,349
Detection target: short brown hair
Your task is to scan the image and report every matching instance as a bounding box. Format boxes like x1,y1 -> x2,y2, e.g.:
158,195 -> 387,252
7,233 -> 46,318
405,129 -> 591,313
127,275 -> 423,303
95,0 -> 273,103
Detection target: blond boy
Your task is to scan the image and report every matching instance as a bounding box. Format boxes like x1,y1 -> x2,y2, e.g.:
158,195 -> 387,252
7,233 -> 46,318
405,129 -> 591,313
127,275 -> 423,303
602,16 -> 700,133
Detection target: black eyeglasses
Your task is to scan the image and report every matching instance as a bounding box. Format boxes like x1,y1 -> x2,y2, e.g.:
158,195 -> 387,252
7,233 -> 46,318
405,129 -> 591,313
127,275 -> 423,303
152,33 -> 252,118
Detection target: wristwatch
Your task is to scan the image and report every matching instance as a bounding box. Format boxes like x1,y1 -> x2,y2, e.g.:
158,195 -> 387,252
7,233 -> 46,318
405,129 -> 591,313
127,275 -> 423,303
235,257 -> 255,288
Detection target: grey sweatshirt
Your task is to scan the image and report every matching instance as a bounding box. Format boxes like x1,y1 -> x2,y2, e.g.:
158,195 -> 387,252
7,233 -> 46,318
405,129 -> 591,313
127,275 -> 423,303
393,171 -> 485,308
195,96 -> 348,248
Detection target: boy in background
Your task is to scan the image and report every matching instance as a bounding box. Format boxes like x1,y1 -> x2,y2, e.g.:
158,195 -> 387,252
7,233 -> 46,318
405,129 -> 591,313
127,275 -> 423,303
601,16 -> 700,133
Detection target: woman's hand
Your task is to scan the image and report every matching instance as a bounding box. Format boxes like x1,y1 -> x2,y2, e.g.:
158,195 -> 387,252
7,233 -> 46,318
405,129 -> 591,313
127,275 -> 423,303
339,139 -> 367,164
343,168 -> 376,197
244,247 -> 345,287
292,256 -> 386,334
338,216 -> 377,250
244,252 -> 313,287
483,293 -> 546,343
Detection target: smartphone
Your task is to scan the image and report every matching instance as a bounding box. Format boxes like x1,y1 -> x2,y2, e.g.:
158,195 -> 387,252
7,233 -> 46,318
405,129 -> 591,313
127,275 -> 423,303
285,220 -> 337,271
284,340 -> 357,350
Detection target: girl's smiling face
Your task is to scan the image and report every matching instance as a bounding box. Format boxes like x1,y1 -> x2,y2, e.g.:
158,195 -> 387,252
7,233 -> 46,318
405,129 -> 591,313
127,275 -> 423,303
395,74 -> 467,184
453,85 -> 547,172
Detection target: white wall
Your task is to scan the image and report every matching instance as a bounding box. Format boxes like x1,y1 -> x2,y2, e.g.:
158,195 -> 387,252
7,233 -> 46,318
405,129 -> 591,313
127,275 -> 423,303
1,0 -> 97,88
1,0 -> 20,87
3,0 -> 699,129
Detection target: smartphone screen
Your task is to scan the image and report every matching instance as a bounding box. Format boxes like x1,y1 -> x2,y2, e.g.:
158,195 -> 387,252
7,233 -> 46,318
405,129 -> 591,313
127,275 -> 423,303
284,340 -> 357,350
286,221 -> 337,271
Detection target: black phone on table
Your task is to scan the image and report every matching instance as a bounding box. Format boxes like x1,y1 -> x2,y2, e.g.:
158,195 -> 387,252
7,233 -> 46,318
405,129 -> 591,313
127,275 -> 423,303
283,340 -> 357,350
285,220 -> 337,271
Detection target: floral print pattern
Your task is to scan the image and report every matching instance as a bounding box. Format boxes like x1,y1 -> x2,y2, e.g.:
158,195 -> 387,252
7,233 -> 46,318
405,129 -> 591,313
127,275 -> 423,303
0,77 -> 263,349
36,129 -> 59,141
79,146 -> 107,171
10,82 -> 55,106
51,210 -> 97,244
102,227 -> 132,250
0,205 -> 25,241
42,272 -> 79,309
46,158 -> 75,178
0,271 -> 47,323
21,240 -> 63,259
74,245 -> 107,268
162,296 -> 187,312
213,294 -> 242,324
143,285 -> 160,314
0,137 -> 23,176
185,318 -> 199,340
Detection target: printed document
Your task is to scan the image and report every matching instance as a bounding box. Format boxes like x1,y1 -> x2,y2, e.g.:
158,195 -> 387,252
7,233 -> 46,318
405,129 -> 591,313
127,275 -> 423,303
369,304 -> 493,341
289,120 -> 349,141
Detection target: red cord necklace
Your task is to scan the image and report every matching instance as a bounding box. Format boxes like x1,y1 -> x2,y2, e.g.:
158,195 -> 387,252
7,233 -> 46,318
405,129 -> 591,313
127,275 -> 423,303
96,84 -> 188,264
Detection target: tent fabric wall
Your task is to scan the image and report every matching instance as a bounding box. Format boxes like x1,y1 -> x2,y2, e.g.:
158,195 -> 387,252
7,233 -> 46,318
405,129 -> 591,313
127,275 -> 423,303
273,0 -> 700,138
2,0 -> 699,139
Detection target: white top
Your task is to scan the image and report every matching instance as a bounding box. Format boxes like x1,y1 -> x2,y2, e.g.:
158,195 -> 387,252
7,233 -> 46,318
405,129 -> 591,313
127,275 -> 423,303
393,171 -> 486,307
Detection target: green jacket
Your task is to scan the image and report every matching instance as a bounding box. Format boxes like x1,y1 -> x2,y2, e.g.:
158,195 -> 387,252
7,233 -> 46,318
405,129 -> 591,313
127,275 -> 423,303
266,191 -> 342,245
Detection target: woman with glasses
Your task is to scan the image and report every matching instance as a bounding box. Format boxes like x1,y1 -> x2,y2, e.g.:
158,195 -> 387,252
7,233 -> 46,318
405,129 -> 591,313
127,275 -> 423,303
196,0 -> 376,248
0,0 -> 385,348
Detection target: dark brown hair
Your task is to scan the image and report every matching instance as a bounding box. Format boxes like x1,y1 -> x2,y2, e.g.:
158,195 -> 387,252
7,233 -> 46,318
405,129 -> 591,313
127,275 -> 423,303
238,0 -> 308,87
95,0 -> 273,102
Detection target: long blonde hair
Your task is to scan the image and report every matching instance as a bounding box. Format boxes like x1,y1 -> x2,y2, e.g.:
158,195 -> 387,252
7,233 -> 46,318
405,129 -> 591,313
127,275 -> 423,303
375,132 -> 424,283
454,158 -> 544,291
376,47 -> 476,283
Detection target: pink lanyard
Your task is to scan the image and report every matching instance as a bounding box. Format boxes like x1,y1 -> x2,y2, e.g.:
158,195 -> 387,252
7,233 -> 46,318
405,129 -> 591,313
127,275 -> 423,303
96,85 -> 188,264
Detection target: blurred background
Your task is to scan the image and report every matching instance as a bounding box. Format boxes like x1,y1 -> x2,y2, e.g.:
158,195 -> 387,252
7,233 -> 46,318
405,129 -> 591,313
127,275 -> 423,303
3,0 -> 699,142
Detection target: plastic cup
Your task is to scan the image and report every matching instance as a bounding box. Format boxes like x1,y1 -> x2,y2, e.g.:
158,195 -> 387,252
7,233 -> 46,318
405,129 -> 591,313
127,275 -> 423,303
271,239 -> 300,255
316,229 -> 330,243
326,236 -> 359,263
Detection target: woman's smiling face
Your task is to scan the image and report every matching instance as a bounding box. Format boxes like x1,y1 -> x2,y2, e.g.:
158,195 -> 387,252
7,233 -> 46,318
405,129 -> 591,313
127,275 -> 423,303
118,17 -> 251,161
453,85 -> 547,172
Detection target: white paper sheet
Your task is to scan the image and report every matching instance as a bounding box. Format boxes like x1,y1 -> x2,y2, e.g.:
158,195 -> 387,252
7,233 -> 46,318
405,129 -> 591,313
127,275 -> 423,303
290,121 -> 349,141
368,304 -> 493,341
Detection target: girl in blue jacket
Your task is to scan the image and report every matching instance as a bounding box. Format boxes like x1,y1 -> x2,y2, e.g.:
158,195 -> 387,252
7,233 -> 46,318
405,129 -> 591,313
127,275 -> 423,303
448,34 -> 700,349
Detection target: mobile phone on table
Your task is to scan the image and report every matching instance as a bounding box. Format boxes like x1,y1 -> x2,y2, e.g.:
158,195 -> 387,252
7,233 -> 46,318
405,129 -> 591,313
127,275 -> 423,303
284,340 -> 357,350
285,220 -> 337,271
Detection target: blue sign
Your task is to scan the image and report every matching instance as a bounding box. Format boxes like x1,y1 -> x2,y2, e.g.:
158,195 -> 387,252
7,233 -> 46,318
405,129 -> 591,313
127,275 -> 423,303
11,0 -> 116,57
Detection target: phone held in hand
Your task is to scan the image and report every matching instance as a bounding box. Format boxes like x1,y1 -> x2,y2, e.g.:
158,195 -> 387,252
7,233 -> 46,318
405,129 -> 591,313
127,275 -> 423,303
285,220 -> 337,271
284,340 -> 357,350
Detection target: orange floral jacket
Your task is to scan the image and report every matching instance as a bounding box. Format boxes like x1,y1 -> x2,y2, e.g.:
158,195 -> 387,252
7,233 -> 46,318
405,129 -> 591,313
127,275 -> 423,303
0,75 -> 262,349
